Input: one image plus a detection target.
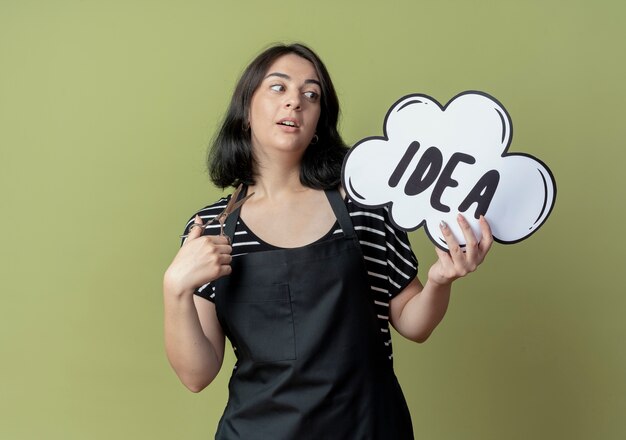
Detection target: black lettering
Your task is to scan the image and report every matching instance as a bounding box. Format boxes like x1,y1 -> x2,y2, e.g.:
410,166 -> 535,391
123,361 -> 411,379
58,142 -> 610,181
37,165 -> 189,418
431,152 -> 476,212
388,141 -> 420,188
404,147 -> 443,196
458,170 -> 500,218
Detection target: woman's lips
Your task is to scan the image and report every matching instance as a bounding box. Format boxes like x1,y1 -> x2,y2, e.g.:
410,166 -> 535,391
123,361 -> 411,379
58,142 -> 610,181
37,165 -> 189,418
277,118 -> 300,128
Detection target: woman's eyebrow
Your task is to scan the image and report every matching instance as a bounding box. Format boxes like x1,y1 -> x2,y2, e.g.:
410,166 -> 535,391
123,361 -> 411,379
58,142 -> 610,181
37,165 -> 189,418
265,72 -> 321,87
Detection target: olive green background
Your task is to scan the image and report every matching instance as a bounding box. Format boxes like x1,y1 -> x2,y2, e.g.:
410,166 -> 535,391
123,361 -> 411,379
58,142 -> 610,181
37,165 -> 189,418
1,0 -> 624,438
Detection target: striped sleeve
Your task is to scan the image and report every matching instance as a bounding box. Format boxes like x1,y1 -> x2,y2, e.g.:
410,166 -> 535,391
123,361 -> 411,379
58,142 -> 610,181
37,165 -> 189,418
348,201 -> 418,299
181,196 -> 232,303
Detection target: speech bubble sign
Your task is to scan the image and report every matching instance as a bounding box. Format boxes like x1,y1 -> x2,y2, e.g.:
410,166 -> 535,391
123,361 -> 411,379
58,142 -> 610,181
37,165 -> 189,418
341,91 -> 557,250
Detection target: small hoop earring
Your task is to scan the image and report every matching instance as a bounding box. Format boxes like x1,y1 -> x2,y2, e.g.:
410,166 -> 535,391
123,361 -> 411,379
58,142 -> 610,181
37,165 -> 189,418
310,134 -> 319,145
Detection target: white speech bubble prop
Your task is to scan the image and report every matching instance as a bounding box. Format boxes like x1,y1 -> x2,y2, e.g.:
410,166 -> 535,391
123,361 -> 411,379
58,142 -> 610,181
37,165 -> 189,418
342,91 -> 556,250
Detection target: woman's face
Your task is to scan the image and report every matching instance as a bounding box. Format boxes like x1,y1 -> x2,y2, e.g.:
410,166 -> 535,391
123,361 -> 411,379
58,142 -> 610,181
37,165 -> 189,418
248,53 -> 321,160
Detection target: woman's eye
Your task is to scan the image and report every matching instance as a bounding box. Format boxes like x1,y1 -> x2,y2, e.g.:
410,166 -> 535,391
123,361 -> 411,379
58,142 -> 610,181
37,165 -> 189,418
304,91 -> 320,101
270,84 -> 285,92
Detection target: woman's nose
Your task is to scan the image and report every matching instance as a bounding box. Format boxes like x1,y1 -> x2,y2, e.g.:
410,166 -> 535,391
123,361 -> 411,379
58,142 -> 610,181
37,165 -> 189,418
284,93 -> 301,110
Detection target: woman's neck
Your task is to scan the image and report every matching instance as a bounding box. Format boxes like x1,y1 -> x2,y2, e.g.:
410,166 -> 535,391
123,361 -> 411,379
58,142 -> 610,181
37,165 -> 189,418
251,152 -> 309,199
249,170 -> 309,200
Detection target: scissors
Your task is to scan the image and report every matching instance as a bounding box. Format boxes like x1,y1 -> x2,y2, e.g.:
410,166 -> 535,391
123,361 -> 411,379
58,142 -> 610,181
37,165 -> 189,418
181,184 -> 255,238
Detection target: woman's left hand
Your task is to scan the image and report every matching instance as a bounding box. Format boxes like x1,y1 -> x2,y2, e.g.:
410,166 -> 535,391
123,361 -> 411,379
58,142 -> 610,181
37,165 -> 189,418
427,214 -> 493,287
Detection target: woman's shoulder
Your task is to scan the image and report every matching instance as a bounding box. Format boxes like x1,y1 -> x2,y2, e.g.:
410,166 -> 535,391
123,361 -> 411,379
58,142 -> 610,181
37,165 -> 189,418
340,186 -> 386,219
345,198 -> 392,227
345,198 -> 416,258
181,195 -> 232,238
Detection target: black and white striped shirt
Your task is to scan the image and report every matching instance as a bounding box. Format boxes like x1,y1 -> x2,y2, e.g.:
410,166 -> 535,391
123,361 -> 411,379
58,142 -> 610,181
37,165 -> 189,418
183,194 -> 418,362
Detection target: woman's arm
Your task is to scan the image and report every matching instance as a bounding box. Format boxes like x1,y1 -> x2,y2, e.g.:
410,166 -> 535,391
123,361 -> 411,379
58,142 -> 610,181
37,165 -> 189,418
389,214 -> 493,343
163,216 -> 232,392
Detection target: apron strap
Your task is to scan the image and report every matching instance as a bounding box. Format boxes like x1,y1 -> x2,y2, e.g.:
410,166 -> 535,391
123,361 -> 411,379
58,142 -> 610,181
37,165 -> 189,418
223,185 -> 247,242
223,185 -> 356,241
325,188 -> 356,240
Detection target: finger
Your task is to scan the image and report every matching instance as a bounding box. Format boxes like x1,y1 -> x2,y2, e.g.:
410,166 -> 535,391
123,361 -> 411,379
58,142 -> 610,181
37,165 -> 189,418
440,220 -> 464,263
202,236 -> 232,256
217,264 -> 233,278
216,253 -> 233,265
209,235 -> 231,246
478,215 -> 494,255
457,214 -> 479,260
434,245 -> 452,265
183,215 -> 204,242
433,245 -> 459,285
209,245 -> 233,262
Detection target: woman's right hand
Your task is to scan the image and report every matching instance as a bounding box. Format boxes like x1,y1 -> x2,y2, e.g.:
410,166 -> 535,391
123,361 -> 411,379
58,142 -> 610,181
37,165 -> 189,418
163,215 -> 233,297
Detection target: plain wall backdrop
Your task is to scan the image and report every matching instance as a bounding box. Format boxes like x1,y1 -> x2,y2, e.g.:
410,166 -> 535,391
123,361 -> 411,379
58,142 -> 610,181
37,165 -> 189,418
1,0 -> 625,438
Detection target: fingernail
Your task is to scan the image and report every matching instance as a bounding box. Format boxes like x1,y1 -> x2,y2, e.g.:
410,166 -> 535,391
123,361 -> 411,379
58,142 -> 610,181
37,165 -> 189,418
440,220 -> 448,230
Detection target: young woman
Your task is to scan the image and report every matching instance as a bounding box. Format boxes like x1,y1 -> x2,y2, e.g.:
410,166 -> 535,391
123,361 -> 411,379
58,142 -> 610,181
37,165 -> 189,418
163,43 -> 492,439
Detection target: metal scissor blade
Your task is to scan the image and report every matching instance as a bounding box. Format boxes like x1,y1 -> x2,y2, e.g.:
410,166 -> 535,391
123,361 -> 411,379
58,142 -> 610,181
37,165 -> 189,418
179,185 -> 254,239
216,184 -> 255,235
206,184 -> 247,225
227,192 -> 255,214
